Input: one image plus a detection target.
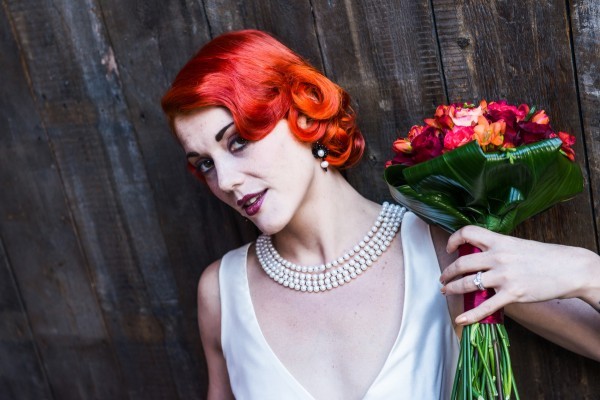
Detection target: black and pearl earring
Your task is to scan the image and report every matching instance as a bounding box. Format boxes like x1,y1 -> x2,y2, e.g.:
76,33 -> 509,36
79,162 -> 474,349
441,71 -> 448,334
312,142 -> 330,172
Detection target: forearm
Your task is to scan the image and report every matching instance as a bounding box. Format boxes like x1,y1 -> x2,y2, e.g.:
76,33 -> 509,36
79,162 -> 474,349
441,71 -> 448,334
506,298 -> 600,361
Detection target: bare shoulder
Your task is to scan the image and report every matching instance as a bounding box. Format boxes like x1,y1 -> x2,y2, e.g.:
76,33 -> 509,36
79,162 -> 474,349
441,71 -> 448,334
429,225 -> 457,272
197,259 -> 223,348
429,224 -> 463,333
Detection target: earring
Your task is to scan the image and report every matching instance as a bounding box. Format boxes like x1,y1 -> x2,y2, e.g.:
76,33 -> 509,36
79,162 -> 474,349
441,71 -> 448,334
312,142 -> 329,172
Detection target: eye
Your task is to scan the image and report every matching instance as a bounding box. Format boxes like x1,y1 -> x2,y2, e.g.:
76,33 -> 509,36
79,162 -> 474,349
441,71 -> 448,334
195,159 -> 214,174
229,134 -> 248,152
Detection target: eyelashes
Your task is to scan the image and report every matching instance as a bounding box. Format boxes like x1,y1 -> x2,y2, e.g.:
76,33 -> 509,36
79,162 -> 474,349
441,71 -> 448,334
193,133 -> 250,175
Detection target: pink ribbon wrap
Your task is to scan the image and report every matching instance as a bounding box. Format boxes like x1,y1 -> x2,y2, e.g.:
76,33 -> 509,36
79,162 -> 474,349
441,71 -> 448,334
458,243 -> 504,324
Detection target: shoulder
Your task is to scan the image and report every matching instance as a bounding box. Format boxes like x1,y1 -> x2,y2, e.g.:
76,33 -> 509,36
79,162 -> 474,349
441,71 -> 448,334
429,224 -> 457,272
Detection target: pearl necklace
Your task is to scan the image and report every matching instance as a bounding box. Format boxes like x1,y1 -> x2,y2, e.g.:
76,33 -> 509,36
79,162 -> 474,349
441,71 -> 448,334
255,202 -> 406,293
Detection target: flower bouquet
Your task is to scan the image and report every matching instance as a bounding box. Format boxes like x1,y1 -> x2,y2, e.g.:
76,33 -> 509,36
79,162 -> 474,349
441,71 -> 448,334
384,100 -> 583,399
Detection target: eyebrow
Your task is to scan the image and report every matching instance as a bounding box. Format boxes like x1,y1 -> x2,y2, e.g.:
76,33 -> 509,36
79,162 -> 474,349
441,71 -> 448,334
215,122 -> 234,142
185,121 -> 235,160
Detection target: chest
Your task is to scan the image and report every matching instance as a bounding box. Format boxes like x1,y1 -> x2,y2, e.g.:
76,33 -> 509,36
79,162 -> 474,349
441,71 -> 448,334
247,244 -> 405,399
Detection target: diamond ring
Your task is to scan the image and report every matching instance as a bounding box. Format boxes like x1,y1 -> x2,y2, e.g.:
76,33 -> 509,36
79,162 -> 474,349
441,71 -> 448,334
473,271 -> 486,291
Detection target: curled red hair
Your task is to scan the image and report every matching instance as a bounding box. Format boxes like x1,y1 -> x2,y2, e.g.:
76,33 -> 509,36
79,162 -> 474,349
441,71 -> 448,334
161,30 -> 364,169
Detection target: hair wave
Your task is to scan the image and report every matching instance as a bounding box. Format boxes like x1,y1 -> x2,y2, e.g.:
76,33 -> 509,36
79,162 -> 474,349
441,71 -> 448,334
161,29 -> 365,169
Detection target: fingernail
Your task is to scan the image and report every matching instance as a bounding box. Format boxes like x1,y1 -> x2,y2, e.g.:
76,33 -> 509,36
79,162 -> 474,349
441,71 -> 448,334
456,316 -> 467,325
440,286 -> 446,295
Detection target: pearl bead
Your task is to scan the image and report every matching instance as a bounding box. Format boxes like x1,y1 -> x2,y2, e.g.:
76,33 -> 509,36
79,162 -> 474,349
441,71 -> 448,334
317,149 -> 325,157
254,205 -> 406,293
320,160 -> 329,169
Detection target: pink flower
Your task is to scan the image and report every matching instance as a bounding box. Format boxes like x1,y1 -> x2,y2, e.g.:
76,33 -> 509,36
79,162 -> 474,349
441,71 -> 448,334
444,126 -> 475,150
451,100 -> 487,127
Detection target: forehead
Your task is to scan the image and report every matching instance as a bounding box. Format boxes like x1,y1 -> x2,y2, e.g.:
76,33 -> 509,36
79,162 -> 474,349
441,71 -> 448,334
174,106 -> 233,150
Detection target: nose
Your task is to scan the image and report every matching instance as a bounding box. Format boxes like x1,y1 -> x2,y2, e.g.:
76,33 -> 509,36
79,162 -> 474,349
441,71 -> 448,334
215,159 -> 244,193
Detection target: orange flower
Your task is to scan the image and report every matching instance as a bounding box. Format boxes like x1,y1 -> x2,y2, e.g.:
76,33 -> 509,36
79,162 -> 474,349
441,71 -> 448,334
473,116 -> 506,149
531,110 -> 549,125
392,138 -> 413,153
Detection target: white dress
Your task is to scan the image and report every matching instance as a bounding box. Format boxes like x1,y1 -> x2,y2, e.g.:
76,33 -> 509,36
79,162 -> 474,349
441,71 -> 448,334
218,212 -> 459,399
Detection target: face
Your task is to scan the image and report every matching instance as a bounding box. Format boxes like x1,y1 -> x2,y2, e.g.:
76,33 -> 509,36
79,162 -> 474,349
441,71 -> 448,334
174,106 -> 318,234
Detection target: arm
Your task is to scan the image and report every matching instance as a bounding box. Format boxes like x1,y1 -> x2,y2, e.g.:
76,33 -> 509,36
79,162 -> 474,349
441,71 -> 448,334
197,260 -> 235,400
439,226 -> 600,361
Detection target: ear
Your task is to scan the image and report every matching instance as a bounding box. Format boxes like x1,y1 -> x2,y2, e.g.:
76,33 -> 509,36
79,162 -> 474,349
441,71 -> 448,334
297,114 -> 313,130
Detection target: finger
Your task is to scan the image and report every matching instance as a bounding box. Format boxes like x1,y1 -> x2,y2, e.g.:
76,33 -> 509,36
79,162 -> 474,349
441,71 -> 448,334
442,271 -> 496,295
446,225 -> 499,253
455,291 -> 510,325
440,252 -> 491,283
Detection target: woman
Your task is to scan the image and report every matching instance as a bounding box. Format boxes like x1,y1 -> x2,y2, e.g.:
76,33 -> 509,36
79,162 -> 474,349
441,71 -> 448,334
161,30 -> 599,400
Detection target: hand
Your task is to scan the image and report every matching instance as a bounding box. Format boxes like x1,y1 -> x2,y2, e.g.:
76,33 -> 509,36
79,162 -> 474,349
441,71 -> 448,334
440,226 -> 600,325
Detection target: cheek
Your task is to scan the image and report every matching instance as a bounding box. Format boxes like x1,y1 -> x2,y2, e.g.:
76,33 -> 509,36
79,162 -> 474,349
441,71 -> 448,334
205,178 -> 229,203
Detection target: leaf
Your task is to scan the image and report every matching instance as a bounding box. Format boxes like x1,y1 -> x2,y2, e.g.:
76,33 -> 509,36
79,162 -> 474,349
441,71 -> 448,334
384,138 -> 583,233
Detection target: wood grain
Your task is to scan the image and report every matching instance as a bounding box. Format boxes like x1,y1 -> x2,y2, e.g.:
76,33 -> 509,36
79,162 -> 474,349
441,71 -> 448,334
311,0 -> 447,201
1,0 -> 598,398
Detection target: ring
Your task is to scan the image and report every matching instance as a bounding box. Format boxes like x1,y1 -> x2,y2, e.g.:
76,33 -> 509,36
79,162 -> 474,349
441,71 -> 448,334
473,271 -> 486,291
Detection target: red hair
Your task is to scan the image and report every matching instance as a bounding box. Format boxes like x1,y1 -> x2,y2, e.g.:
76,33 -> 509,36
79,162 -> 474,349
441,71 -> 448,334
161,30 -> 364,169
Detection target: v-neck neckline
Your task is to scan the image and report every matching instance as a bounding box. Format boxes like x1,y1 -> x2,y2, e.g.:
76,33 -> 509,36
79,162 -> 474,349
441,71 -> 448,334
239,221 -> 410,399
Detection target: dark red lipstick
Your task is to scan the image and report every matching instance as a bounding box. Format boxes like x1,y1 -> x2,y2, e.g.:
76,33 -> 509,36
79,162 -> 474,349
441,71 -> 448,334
237,189 -> 267,216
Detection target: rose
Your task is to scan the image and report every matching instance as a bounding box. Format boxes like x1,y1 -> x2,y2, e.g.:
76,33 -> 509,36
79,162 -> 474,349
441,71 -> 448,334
487,101 -> 529,125
517,121 -> 554,144
444,126 -> 475,151
451,100 -> 487,127
411,126 -> 444,164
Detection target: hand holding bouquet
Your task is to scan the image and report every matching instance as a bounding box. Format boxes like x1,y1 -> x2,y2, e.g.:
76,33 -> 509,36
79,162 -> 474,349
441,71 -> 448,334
384,100 -> 583,399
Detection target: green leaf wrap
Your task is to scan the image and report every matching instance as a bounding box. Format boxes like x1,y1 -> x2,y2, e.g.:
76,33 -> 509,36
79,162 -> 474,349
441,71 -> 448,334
384,138 -> 583,234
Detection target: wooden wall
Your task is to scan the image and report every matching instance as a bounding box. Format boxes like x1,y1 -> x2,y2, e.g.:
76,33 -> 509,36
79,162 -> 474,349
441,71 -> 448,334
0,0 -> 598,398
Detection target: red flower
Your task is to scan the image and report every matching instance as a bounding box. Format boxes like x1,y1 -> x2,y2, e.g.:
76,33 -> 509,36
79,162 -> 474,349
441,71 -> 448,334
517,121 -> 553,144
425,104 -> 455,130
487,101 -> 528,125
553,131 -> 576,161
444,126 -> 475,150
411,126 -> 444,164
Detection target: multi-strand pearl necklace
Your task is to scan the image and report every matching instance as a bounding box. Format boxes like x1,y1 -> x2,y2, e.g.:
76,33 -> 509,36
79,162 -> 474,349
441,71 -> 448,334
255,202 -> 406,293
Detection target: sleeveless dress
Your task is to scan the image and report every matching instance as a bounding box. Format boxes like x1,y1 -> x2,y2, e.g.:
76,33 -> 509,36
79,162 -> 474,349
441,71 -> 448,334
219,212 -> 459,399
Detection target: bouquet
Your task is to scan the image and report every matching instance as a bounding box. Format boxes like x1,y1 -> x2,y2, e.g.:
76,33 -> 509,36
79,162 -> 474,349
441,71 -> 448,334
384,100 -> 583,399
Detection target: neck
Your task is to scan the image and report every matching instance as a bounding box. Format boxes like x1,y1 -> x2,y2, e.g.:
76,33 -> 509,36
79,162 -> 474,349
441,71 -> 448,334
271,169 -> 381,266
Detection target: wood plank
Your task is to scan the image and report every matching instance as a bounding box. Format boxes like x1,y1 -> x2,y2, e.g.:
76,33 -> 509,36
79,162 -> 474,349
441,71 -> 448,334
311,0 -> 447,200
432,0 -> 600,397
0,238 -> 52,400
432,0 -> 596,248
204,0 -> 323,70
571,0 -> 600,249
4,0 -> 201,397
98,1 -> 324,395
0,3 -> 124,399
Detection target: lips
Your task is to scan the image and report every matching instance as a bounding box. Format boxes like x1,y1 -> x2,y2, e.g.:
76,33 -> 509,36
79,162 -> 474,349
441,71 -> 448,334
237,189 -> 267,216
